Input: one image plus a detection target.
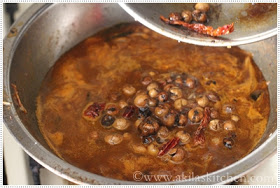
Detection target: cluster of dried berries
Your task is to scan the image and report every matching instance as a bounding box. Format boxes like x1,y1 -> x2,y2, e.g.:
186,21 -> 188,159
83,71 -> 239,163
160,3 -> 234,37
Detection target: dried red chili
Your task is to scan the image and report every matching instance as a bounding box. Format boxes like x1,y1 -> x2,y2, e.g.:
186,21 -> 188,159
160,15 -> 234,37
122,105 -> 136,119
194,131 -> 205,146
84,102 -> 105,119
193,107 -> 211,145
158,137 -> 180,156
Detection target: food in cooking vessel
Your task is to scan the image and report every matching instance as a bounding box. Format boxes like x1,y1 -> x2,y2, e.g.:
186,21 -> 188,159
36,23 -> 270,181
160,3 -> 234,37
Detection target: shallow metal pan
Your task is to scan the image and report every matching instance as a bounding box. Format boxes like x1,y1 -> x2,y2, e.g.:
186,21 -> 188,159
119,3 -> 277,46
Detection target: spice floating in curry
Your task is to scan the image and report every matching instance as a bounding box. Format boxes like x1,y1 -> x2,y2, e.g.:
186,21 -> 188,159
36,23 -> 270,182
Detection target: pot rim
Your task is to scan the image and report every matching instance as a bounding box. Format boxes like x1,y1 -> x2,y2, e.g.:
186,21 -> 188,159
3,3 -> 277,185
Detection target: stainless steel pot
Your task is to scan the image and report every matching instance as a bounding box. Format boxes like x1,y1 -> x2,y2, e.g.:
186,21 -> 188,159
3,3 -> 277,185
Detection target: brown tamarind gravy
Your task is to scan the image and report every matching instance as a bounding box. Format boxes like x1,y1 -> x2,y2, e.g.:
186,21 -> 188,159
36,23 -> 270,182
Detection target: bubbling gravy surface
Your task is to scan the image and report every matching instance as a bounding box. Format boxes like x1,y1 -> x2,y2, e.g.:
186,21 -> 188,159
36,23 -> 270,181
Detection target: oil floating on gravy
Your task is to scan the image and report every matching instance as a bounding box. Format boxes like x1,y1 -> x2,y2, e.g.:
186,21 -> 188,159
36,23 -> 270,182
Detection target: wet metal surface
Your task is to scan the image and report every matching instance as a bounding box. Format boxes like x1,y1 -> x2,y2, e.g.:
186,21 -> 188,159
120,3 -> 277,46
